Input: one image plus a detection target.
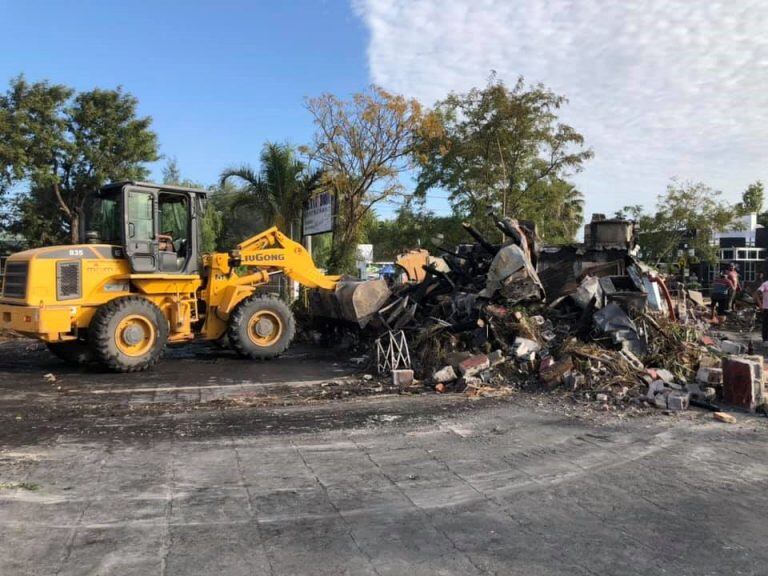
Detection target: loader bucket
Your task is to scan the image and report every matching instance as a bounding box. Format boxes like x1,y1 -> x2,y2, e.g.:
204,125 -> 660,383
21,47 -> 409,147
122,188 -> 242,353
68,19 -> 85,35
308,279 -> 391,327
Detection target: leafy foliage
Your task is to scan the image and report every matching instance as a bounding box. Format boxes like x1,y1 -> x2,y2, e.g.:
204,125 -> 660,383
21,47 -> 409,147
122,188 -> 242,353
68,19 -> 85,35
365,202 -> 466,260
0,76 -> 158,244
740,180 -> 764,215
161,158 -> 222,253
221,142 -> 321,240
302,86 -> 443,273
415,74 -> 592,241
620,180 -> 738,265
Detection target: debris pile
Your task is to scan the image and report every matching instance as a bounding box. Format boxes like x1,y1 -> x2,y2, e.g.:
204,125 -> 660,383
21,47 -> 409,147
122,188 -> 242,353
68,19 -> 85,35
309,213 -> 766,415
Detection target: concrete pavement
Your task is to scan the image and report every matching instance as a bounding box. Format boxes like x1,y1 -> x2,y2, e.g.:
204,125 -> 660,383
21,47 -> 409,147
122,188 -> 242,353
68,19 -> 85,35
3,399 -> 768,575
1,339 -> 768,575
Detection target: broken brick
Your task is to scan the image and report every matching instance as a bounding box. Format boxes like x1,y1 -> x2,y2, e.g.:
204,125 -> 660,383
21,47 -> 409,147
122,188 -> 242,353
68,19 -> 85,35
458,354 -> 490,377
539,355 -> 574,388
392,369 -> 414,386
714,411 -> 737,424
722,356 -> 761,412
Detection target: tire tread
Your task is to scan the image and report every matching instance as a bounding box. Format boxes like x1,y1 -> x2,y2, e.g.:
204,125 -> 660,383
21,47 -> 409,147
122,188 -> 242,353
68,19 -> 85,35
227,295 -> 295,359
90,296 -> 168,373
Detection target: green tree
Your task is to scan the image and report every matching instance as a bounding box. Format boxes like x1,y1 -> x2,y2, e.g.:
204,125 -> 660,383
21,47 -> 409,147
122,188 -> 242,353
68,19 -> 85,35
740,180 -> 763,215
302,86 -> 443,273
0,76 -> 158,244
161,158 -> 222,253
221,142 -> 321,240
365,201 -> 465,260
625,180 -> 737,265
415,74 -> 592,240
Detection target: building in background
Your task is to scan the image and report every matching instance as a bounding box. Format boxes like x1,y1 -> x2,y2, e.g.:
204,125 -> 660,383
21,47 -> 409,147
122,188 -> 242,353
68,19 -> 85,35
707,213 -> 768,289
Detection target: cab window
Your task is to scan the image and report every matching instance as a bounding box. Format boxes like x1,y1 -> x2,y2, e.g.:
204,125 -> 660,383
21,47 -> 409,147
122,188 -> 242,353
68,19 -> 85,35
159,193 -> 189,251
85,194 -> 122,244
127,191 -> 154,241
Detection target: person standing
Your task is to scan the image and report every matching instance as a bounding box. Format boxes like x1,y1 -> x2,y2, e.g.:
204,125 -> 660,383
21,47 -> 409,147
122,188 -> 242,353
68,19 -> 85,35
754,278 -> 768,343
711,272 -> 735,322
726,263 -> 740,312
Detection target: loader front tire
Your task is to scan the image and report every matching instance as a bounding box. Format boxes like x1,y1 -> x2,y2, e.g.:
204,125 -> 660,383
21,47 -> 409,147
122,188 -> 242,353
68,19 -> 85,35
46,340 -> 94,366
228,296 -> 295,360
90,297 -> 169,373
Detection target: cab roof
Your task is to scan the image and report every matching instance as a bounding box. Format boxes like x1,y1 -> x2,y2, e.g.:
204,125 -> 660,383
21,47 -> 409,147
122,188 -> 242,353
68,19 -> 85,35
100,181 -> 211,196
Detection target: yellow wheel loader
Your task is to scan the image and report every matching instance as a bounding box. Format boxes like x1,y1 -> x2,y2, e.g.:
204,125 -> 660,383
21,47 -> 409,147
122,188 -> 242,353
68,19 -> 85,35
0,181 -> 389,372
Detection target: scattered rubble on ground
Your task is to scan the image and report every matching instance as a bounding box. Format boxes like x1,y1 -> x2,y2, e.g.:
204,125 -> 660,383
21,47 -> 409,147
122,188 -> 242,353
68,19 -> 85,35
308,213 -> 768,418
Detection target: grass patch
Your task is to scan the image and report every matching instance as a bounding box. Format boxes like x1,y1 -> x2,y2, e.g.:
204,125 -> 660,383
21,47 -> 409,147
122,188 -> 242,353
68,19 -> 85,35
0,481 -> 39,491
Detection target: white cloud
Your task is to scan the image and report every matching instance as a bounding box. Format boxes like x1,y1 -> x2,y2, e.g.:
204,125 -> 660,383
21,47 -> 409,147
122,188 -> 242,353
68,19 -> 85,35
354,0 -> 768,218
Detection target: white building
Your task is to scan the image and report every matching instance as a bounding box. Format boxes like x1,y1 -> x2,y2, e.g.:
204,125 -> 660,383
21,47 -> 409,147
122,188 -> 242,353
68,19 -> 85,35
709,213 -> 766,284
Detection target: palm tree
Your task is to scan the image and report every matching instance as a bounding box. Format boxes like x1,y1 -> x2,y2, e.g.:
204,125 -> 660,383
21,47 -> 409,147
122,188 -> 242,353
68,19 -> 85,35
220,143 -> 322,239
556,183 -> 584,241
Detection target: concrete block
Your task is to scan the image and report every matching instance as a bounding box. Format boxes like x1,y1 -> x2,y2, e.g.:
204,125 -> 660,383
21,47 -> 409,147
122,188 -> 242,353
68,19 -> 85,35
653,391 -> 669,409
686,382 -> 716,400
647,379 -> 667,399
563,371 -> 585,389
722,357 -> 760,412
720,340 -> 745,355
667,391 -> 690,411
653,368 -> 675,383
696,367 -> 723,385
432,365 -> 457,383
742,355 -> 765,403
513,337 -> 541,358
392,369 -> 414,386
458,354 -> 490,377
487,349 -> 505,367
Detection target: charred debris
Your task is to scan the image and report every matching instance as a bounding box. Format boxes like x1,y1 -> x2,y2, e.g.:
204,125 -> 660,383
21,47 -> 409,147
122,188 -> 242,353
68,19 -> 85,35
306,214 -> 763,415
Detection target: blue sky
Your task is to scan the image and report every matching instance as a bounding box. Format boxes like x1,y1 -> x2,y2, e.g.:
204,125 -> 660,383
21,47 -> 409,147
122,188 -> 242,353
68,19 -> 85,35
0,0 -> 396,208
2,0 -> 767,221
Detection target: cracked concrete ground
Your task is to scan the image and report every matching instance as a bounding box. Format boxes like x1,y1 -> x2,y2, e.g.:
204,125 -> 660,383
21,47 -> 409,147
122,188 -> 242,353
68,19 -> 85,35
1,340 -> 768,575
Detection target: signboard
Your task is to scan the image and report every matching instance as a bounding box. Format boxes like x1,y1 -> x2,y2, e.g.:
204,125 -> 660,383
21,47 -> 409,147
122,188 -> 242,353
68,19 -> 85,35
303,192 -> 334,236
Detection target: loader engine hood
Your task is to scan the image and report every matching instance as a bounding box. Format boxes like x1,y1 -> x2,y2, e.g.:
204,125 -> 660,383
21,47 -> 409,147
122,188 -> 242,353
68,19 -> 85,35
0,244 -> 127,305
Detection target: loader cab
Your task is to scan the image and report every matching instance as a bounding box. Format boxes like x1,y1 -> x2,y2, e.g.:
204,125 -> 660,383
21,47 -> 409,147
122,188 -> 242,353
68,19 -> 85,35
83,181 -> 209,275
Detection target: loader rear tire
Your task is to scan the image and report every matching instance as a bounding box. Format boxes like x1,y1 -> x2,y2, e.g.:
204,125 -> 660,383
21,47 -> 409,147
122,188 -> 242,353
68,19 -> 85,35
46,340 -> 94,366
228,296 -> 295,360
90,296 -> 169,373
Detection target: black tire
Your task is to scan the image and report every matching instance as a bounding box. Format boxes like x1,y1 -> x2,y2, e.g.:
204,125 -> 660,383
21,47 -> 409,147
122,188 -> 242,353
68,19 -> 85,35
90,296 -> 169,373
228,296 -> 295,359
46,340 -> 94,365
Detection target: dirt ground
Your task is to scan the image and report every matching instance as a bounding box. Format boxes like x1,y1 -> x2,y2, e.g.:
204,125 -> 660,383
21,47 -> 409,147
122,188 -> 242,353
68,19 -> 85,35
1,338 -> 768,575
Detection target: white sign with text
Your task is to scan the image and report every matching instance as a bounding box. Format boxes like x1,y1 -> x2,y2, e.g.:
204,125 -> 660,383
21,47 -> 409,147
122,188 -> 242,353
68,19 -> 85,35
303,192 -> 334,236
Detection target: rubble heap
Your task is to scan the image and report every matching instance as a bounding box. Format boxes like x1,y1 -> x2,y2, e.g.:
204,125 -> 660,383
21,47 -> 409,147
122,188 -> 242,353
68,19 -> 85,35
310,214 -> 766,414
